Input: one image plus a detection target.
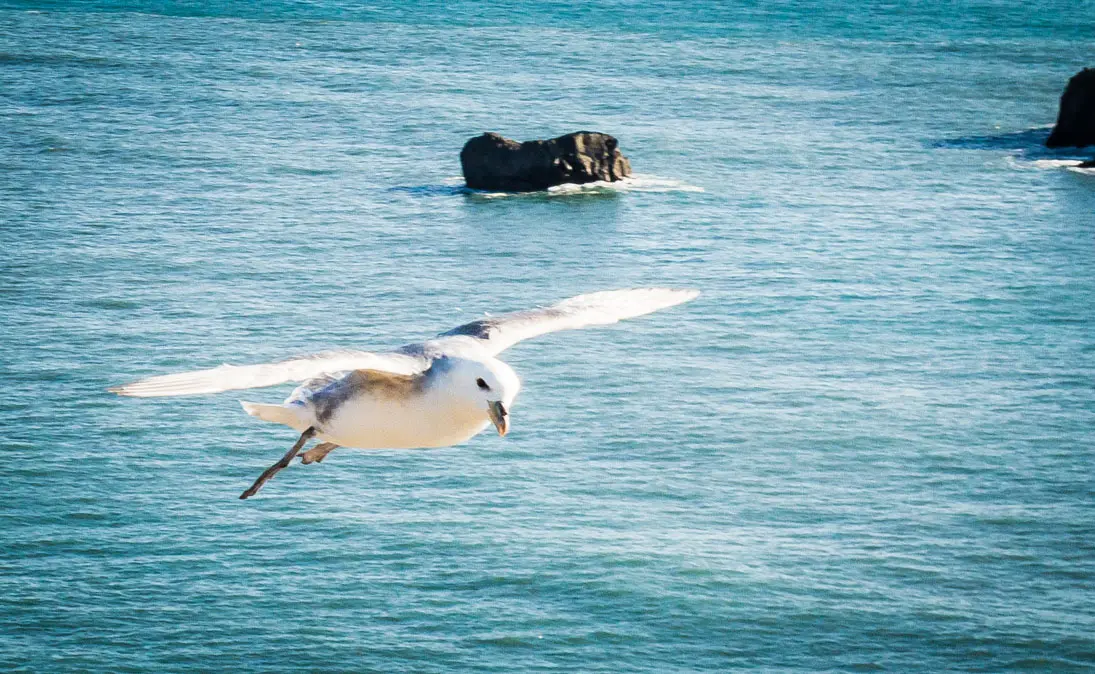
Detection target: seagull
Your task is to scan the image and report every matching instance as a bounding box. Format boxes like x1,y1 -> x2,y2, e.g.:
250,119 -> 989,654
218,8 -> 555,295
110,288 -> 699,499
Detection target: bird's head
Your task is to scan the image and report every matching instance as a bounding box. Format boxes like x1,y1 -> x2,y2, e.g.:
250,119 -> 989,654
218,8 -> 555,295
441,357 -> 521,437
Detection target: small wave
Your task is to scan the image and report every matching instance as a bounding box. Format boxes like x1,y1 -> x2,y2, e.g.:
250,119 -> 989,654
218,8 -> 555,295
79,298 -> 142,310
942,125 -> 1095,172
391,174 -> 703,199
935,126 -> 1095,168
387,184 -> 466,197
268,165 -> 338,176
932,126 -> 1051,151
1006,157 -> 1095,173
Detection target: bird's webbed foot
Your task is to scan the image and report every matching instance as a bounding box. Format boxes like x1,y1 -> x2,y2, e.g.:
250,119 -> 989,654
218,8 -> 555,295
300,442 -> 339,465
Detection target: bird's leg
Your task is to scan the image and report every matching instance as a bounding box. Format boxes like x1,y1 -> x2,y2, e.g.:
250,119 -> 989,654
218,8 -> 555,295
300,442 -> 339,465
239,427 -> 316,499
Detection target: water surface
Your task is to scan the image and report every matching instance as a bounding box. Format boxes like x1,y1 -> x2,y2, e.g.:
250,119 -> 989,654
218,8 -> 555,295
2,1 -> 1094,671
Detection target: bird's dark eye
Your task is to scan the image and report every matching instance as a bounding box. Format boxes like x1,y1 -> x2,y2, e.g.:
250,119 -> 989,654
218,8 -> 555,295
476,377 -> 490,391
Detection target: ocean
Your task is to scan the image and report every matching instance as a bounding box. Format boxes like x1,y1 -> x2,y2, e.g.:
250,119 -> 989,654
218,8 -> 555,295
2,1 -> 1093,671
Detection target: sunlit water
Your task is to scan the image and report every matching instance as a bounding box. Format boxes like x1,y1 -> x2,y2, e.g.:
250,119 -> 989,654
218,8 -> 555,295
2,2 -> 1094,671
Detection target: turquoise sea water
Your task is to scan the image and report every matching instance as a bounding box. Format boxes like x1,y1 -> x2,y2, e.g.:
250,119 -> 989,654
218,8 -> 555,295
3,1 -> 1094,671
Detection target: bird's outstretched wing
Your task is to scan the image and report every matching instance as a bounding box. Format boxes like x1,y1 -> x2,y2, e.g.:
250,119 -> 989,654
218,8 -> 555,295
434,288 -> 699,356
109,350 -> 426,398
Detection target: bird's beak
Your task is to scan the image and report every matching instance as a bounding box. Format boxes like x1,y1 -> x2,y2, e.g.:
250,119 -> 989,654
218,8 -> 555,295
487,400 -> 509,437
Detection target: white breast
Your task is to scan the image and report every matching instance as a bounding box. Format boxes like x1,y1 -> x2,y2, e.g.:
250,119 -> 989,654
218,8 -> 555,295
313,387 -> 490,449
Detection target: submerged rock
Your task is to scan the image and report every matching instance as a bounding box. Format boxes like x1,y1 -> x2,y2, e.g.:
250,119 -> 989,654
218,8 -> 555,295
1046,68 -> 1095,148
460,131 -> 632,191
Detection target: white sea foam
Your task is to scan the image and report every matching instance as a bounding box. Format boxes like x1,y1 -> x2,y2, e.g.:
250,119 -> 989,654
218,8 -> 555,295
1028,159 -> 1087,169
460,174 -> 704,198
1006,157 -> 1091,171
549,174 -> 705,194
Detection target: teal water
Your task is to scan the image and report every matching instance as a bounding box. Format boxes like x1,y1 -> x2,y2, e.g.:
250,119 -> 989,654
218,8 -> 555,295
3,1 -> 1094,671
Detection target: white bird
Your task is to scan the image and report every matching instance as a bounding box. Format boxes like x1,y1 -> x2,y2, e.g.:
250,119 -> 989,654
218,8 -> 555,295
110,288 -> 699,498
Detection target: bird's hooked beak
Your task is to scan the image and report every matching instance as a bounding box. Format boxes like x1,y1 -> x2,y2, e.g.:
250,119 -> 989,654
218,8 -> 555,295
487,400 -> 509,437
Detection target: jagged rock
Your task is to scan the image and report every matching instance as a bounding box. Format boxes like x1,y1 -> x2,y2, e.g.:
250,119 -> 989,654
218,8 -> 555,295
460,131 -> 632,191
1046,68 -> 1095,148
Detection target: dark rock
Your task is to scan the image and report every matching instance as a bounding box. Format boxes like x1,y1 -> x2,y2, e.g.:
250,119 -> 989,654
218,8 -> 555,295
1079,158 -> 1095,168
1046,68 -> 1095,148
460,131 -> 632,191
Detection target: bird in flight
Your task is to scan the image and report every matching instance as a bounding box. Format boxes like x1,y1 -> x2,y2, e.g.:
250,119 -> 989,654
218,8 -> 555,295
110,288 -> 699,498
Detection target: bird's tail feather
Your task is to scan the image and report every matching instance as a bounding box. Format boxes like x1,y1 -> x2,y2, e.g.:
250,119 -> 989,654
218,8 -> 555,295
240,401 -> 310,431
